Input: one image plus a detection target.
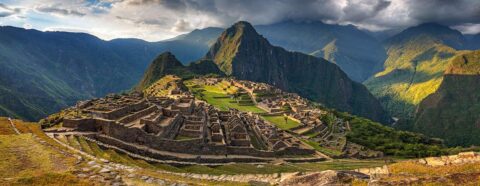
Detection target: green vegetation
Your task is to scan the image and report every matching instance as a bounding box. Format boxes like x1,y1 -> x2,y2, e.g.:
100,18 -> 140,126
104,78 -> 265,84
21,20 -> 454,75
365,23 -> 468,119
364,45 -> 457,118
186,80 -> 266,113
300,139 -> 343,157
413,51 -> 480,146
261,115 -> 300,130
344,116 -> 446,157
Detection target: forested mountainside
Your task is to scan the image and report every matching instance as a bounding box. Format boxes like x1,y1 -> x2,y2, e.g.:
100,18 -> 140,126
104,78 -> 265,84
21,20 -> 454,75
364,23 -> 480,119
205,21 -> 391,124
0,26 -> 215,121
413,51 -> 480,146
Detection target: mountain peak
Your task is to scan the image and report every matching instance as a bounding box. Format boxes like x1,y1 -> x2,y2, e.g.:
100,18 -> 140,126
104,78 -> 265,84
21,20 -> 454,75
136,52 -> 186,90
205,21 -> 269,75
204,22 -> 391,124
386,22 -> 466,49
224,21 -> 259,39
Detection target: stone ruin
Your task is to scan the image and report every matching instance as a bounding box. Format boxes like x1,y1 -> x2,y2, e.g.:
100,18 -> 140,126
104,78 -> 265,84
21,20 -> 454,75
223,78 -> 383,158
44,92 -> 317,163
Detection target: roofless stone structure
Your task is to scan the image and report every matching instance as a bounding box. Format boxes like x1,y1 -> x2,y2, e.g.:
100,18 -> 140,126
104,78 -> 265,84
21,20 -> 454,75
44,92 -> 319,164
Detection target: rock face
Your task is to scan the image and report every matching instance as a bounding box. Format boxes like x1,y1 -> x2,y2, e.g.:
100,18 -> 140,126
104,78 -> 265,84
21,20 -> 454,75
279,170 -> 369,186
206,21 -> 391,124
256,21 -> 386,82
413,51 -> 480,146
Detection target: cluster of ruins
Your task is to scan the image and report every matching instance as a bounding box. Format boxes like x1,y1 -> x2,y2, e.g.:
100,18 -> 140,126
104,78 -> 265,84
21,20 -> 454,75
45,91 -> 316,163
203,78 -> 382,158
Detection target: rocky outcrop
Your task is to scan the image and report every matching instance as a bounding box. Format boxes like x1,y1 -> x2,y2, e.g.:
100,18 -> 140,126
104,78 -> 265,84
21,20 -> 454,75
206,21 -> 391,124
417,152 -> 480,167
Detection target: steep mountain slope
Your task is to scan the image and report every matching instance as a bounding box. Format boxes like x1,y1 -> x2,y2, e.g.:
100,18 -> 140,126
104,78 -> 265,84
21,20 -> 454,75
0,26 -> 222,121
413,51 -> 480,146
364,23 -> 471,118
206,21 -> 391,124
135,52 -> 192,90
0,26 -> 162,121
135,52 -> 223,91
256,21 -> 386,82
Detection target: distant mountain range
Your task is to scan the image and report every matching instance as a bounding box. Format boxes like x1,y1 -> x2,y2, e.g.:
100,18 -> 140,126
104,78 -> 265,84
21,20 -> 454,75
1,20 -> 480,147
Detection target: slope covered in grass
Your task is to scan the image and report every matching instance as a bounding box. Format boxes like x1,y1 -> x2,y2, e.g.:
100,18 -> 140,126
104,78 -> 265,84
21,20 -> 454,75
364,23 -> 470,119
413,51 -> 480,146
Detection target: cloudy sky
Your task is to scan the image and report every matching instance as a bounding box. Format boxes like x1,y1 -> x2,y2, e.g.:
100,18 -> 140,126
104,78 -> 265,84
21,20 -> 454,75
0,0 -> 479,41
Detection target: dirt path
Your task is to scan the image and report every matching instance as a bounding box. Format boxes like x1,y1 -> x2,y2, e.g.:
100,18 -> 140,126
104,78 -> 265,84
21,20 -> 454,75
7,118 -> 20,135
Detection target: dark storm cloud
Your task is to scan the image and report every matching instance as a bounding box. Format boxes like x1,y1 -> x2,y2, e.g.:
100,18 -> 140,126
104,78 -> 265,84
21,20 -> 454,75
114,0 -> 480,33
407,0 -> 480,25
341,0 -> 392,22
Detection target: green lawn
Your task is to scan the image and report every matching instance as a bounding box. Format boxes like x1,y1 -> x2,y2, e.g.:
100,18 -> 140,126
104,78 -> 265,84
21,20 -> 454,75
261,115 -> 300,130
187,82 -> 266,113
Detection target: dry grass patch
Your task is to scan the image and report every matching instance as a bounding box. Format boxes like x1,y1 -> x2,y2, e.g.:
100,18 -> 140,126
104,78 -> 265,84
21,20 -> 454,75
0,173 -> 93,186
0,118 -> 15,135
389,161 -> 480,177
0,134 -> 76,179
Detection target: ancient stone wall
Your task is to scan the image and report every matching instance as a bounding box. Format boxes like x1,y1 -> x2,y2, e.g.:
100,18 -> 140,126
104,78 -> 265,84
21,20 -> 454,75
63,118 -> 97,131
159,114 -> 183,139
98,100 -> 148,120
118,106 -> 157,124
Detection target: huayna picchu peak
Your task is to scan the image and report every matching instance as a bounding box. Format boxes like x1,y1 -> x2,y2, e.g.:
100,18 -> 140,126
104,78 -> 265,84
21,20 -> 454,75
206,21 -> 391,124
136,52 -> 223,91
